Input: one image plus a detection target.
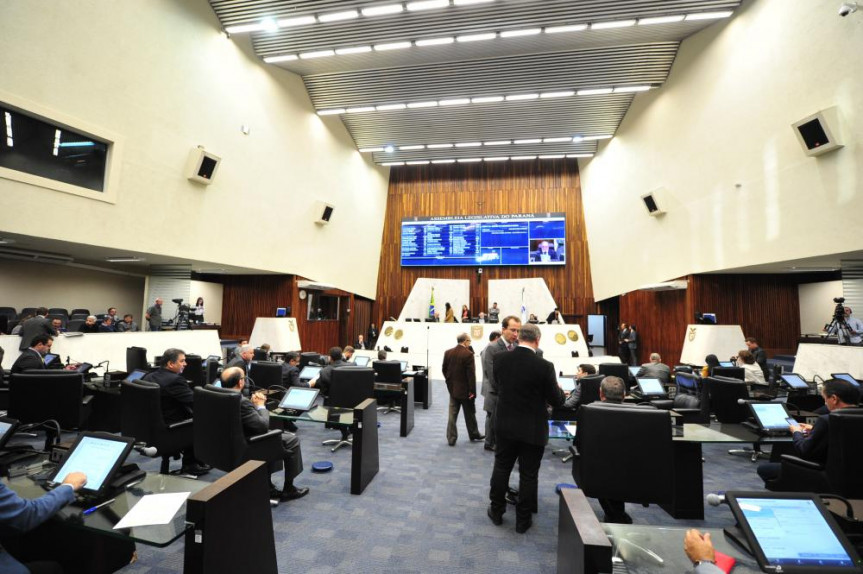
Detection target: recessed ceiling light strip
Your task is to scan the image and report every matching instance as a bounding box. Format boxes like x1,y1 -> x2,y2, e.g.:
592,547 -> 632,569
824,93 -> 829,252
357,134 -> 612,152
379,153 -> 594,166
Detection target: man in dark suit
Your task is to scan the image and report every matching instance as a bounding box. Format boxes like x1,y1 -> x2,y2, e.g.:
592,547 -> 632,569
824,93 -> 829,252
312,347 -> 347,396
226,344 -> 254,374
280,352 -> 303,387
530,240 -> 560,263
636,352 -> 671,385
17,307 -> 55,351
11,334 -> 54,374
220,367 -> 309,502
757,378 -> 859,485
488,323 -> 564,533
355,334 -> 369,350
442,333 -> 484,446
745,336 -> 770,381
482,317 -> 521,451
143,348 -> 209,475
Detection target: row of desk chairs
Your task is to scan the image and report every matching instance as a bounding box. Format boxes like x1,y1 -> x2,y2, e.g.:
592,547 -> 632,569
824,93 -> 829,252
0,307 -> 91,320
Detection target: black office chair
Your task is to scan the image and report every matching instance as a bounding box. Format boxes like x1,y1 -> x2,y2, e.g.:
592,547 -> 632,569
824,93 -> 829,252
205,359 -> 222,385
126,346 -> 149,373
183,354 -> 204,388
48,308 -> 69,318
598,363 -> 632,388
9,372 -> 93,446
665,374 -> 711,424
712,366 -> 745,381
550,374 -> 604,421
299,353 -> 322,369
253,348 -> 269,361
373,360 -> 403,414
69,313 -> 89,322
192,385 -> 284,474
18,307 -> 37,320
250,361 -> 282,391
570,403 -> 674,511
70,308 -> 90,316
767,408 -> 863,497
120,380 -> 193,474
323,367 -> 375,452
66,319 -> 84,332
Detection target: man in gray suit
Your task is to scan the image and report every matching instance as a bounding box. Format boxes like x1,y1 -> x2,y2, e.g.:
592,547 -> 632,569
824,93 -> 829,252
481,316 -> 521,451
635,352 -> 671,385
17,307 -> 56,351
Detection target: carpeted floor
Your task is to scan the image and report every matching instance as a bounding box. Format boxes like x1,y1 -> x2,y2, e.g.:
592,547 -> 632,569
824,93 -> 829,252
48,380 -> 768,573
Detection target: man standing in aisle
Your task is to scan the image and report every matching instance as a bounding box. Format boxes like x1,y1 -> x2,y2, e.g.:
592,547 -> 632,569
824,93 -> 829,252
482,317 -> 521,452
442,333 -> 484,446
487,323 -> 563,533
146,298 -> 163,331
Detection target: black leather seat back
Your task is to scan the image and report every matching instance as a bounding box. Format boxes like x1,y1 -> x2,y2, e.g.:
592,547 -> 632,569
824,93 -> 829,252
329,367 -> 375,408
372,360 -> 402,384
193,386 -> 248,471
9,372 -> 86,428
826,408 -> 863,498
706,376 -> 749,423
120,380 -> 166,443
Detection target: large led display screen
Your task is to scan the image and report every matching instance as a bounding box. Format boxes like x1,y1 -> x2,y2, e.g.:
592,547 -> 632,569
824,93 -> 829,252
400,213 -> 566,267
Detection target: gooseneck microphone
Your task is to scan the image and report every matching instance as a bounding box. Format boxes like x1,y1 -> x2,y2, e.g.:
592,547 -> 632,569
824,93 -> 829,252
706,493 -> 726,507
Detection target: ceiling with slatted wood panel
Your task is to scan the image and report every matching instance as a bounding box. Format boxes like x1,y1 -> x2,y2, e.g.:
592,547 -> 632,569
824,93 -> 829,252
208,0 -> 742,164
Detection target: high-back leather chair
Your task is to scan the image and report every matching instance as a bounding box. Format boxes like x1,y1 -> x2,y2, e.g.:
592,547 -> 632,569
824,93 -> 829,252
250,361 -> 282,390
712,366 -> 745,381
598,363 -> 632,388
183,354 -> 204,388
127,346 -> 149,373
323,367 -> 375,452
48,308 -> 69,318
70,308 -> 90,316
706,376 -> 750,423
372,360 -> 402,384
205,358 -> 221,386
769,408 -> 863,497
192,386 -> 284,473
9,372 -> 92,429
299,352 -> 322,369
120,380 -> 193,474
571,403 -> 674,507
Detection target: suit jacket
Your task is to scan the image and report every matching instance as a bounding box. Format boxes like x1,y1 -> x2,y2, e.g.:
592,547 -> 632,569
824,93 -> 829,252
17,315 -> 55,351
493,346 -> 564,446
792,412 -> 830,464
636,362 -> 671,385
627,328 -> 638,350
355,339 -> 369,350
751,346 -> 770,379
481,337 -> 510,412
11,349 -> 46,374
281,363 -> 304,387
144,368 -> 194,424
0,481 -> 76,572
226,356 -> 250,374
238,394 -> 269,437
442,344 -> 476,400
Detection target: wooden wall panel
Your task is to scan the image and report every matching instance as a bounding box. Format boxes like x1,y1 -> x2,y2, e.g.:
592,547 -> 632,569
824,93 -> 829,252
374,160 -> 596,335
221,276 -> 293,340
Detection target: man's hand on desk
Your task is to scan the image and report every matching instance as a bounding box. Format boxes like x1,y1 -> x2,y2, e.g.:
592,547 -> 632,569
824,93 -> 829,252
309,378 -> 318,388
790,423 -> 812,435
251,392 -> 267,408
63,364 -> 79,371
62,472 -> 88,491
684,529 -> 716,564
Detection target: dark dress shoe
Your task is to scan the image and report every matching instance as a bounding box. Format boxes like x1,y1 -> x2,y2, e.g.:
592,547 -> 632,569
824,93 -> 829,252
470,435 -> 486,442
280,486 -> 310,501
516,519 -> 533,534
484,445 -> 495,451
269,488 -> 283,500
180,464 -> 210,476
448,439 -> 456,446
487,505 -> 503,525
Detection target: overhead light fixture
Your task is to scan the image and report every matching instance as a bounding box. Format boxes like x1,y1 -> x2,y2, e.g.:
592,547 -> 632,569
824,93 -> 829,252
577,88 -> 613,96
432,159 -> 456,164
375,41 -> 413,50
381,161 -> 404,166
300,49 -> 336,59
346,106 -> 376,113
539,154 -> 565,159
540,91 -> 575,98
0,247 -> 73,264
428,143 -> 454,149
454,0 -> 495,5
278,15 -> 317,27
415,37 -> 454,46
500,28 -> 542,38
407,101 -> 438,108
582,135 -> 613,141
545,24 -> 588,34
439,98 -> 471,106
638,15 -> 685,25
336,46 -> 373,55
511,155 -> 537,161
457,32 -> 497,42
407,0 -> 449,11
361,134 -> 609,152
318,10 -> 359,22
317,108 -> 346,116
484,140 -> 512,146
400,145 -> 426,150
0,237 -> 16,245
614,85 -> 651,93
458,158 -> 482,163
106,256 -> 145,263
362,4 -> 404,17
543,137 -> 573,143
406,160 -> 430,165
506,94 -> 539,101
4,112 -> 13,149
567,153 -> 594,158
359,147 -> 385,153
590,19 -> 637,29
455,142 -> 482,147
685,11 -> 733,20
484,156 -> 509,162
472,96 -> 504,103
514,138 -> 542,144
225,22 -> 269,34
377,103 -> 407,111
264,54 -> 299,63
384,145 -> 396,153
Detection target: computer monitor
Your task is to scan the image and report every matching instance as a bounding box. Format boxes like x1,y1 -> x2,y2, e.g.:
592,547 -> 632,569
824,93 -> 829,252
748,403 -> 792,432
43,353 -> 59,366
275,307 -> 287,317
558,376 -> 575,393
719,361 -> 734,368
278,387 -> 320,412
712,366 -> 744,381
830,373 -> 860,388
124,369 -> 148,383
627,366 -> 640,377
780,373 -> 810,390
353,356 -> 370,367
48,433 -> 134,494
676,371 -> 697,391
0,416 -> 20,450
399,360 -> 408,372
701,313 -> 716,324
298,365 -> 322,382
75,362 -> 93,374
636,377 -> 665,397
726,492 -> 861,572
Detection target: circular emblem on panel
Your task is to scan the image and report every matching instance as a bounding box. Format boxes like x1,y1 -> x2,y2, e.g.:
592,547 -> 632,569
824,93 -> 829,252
471,325 -> 484,340
555,333 -> 567,345
688,327 -> 697,342
567,330 -> 578,342
384,326 -> 394,337
394,329 -> 404,340
288,321 -> 295,332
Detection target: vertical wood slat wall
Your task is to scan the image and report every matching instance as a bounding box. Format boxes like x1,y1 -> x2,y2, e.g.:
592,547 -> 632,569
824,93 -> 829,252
374,160 -> 595,332
619,274 -> 801,368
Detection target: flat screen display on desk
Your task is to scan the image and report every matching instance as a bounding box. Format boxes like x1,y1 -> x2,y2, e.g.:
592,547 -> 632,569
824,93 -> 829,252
0,417 -> 20,450
353,356 -> 370,367
831,373 -> 860,388
726,492 -> 861,572
400,213 -> 566,267
49,433 -> 134,494
298,365 -> 322,382
781,373 -> 810,390
749,403 -> 791,432
278,387 -> 320,411
558,377 -> 575,393
636,377 -> 665,397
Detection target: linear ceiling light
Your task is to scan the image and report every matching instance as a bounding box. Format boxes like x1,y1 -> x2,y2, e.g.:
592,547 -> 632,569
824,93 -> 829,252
317,108 -> 346,115
505,94 -> 539,101
406,101 -> 438,108
407,0 -> 449,10
638,15 -> 685,25
299,49 -> 335,59
590,19 -> 636,29
362,4 -> 404,17
381,162 -> 405,166
427,143 -> 454,149
374,41 -> 413,50
336,45 -> 372,55
472,96 -> 504,103
263,54 -> 298,63
406,160 -> 430,165
500,28 -> 542,38
457,32 -> 497,42
358,135 -> 608,152
545,24 -> 588,34
685,11 -> 733,20
614,85 -> 651,93
458,158 -> 482,163
432,159 -> 457,164
415,36 -> 454,46
440,98 -> 471,106
400,144 -> 426,150
577,88 -> 613,96
106,256 -> 146,263
377,103 -> 407,111
484,156 -> 509,161
318,10 -> 359,22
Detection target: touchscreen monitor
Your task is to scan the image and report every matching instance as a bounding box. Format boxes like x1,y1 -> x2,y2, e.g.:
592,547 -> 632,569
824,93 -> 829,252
780,373 -> 810,390
637,377 -> 665,396
49,434 -> 134,493
830,373 -> 860,388
298,365 -> 322,381
749,403 -> 791,431
353,356 -> 370,367
0,417 -> 20,450
278,387 -> 320,411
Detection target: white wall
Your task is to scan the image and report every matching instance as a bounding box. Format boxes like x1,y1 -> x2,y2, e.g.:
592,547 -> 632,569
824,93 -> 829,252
190,279 -> 224,325
0,0 -> 389,299
0,260 -> 145,319
580,0 -> 863,301
799,280 -> 843,334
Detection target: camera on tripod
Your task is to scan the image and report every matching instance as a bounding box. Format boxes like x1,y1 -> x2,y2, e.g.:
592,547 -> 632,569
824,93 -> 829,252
833,297 -> 847,322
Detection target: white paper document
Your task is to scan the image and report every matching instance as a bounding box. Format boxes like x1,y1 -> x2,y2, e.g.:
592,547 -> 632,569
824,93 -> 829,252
114,492 -> 191,529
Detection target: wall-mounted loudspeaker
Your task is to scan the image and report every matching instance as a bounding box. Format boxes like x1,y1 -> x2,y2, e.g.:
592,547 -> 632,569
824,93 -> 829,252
792,107 -> 843,157
641,191 -> 665,217
186,146 -> 221,185
314,201 -> 335,225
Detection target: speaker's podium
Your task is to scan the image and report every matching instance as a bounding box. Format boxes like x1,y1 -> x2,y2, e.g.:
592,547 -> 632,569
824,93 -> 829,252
184,460 -> 277,573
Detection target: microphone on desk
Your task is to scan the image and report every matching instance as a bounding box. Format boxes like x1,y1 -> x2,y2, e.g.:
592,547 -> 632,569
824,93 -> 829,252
706,492 -> 727,507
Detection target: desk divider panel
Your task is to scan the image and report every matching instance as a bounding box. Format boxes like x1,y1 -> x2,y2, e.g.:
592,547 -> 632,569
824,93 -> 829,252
557,488 -> 612,574
184,460 -> 277,574
401,378 -> 415,437
352,398 -> 379,495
